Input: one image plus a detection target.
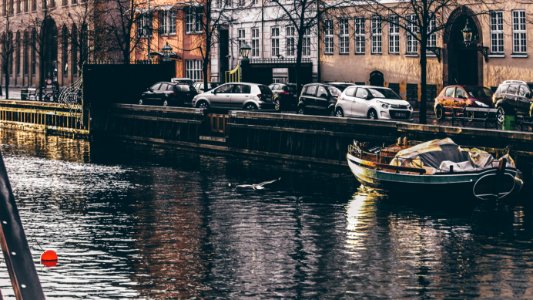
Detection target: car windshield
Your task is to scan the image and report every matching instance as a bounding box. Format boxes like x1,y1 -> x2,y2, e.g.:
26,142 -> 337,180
464,86 -> 493,99
328,86 -> 342,97
368,88 -> 402,99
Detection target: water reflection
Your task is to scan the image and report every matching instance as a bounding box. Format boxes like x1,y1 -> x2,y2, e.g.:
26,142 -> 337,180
0,129 -> 533,298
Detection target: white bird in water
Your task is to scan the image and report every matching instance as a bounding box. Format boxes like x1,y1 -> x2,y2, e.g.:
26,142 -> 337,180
230,177 -> 281,190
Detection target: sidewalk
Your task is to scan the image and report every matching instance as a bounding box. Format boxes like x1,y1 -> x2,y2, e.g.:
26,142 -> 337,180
0,87 -> 22,100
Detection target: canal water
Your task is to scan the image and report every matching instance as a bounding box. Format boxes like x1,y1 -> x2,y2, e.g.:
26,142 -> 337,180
0,130 -> 533,299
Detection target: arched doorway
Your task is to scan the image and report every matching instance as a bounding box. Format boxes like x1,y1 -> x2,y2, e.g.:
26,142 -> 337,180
369,70 -> 384,86
444,7 -> 483,86
41,17 -> 58,84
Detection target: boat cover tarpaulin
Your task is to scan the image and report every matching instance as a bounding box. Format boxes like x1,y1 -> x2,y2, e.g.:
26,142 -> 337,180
389,138 -> 514,174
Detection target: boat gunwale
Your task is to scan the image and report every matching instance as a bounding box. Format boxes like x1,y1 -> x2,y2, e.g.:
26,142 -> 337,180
346,152 -> 520,177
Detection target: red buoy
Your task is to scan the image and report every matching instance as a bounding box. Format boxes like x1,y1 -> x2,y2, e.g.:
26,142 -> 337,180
40,249 -> 58,263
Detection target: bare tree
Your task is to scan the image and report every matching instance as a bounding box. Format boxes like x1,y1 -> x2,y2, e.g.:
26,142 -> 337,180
0,15 -> 14,98
352,0 -> 497,123
63,1 -> 94,74
103,0 -> 146,64
269,0 -> 346,92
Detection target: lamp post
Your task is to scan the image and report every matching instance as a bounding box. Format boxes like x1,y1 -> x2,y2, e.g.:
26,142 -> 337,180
239,42 -> 252,82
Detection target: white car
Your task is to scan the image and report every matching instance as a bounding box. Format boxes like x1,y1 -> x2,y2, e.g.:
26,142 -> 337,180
334,85 -> 413,120
192,82 -> 275,110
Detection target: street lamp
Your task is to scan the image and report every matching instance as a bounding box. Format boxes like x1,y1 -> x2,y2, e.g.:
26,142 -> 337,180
161,42 -> 173,62
461,19 -> 474,47
461,18 -> 489,62
240,42 -> 251,61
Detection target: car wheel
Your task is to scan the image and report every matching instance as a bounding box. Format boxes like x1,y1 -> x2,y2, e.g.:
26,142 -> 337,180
367,109 -> 378,120
196,101 -> 209,109
435,105 -> 445,120
138,99 -> 143,105
244,103 -> 257,110
335,107 -> 344,117
297,107 -> 305,115
496,106 -> 505,126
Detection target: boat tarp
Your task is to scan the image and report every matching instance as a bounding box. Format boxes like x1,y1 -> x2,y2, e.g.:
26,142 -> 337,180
389,138 -> 513,174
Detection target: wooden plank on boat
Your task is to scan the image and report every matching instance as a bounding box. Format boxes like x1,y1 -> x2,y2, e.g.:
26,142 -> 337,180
376,163 -> 426,174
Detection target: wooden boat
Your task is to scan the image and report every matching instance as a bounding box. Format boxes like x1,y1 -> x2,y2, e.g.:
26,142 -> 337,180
346,138 -> 523,201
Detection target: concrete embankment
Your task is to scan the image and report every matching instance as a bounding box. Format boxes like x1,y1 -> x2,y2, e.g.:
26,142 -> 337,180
1,100 -> 532,181
92,104 -> 533,180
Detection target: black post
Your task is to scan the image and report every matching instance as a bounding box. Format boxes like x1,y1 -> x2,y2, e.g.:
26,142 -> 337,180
0,153 -> 45,299
240,59 -> 250,82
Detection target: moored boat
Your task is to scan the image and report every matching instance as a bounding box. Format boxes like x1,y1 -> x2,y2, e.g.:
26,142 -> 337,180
346,138 -> 523,201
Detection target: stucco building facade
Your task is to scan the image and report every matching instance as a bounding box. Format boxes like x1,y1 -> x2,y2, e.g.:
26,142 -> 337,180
320,2 -> 533,106
131,0 -> 207,81
0,0 -> 123,89
209,1 -> 319,83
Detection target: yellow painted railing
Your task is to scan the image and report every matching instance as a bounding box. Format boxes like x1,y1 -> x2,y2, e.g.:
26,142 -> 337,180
224,64 -> 240,83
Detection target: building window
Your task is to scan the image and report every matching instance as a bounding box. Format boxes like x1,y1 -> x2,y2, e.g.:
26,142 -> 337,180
31,0 -> 35,11
371,15 -> 381,54
31,28 -> 36,74
324,20 -> 333,54
426,17 -> 436,52
302,28 -> 311,57
406,14 -> 418,55
237,28 -> 245,49
490,11 -> 504,54
286,26 -> 296,57
23,31 -> 28,75
15,32 -> 19,75
159,10 -> 176,35
389,15 -> 399,54
62,26 -> 68,77
271,27 -> 280,57
252,27 -> 259,57
355,17 -> 365,54
186,7 -> 203,34
137,12 -> 152,38
339,18 -> 349,54
512,10 -> 527,54
186,60 -> 203,81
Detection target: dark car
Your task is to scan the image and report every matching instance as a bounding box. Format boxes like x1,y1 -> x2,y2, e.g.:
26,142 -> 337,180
492,80 -> 533,124
269,83 -> 298,111
139,82 -> 197,106
434,85 -> 493,120
297,83 -> 342,115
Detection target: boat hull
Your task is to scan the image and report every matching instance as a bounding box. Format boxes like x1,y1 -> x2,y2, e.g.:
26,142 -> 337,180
347,153 -> 523,201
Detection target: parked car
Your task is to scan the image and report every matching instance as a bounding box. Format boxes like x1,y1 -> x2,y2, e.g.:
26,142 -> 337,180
297,83 -> 343,115
138,82 -> 197,106
269,83 -> 298,111
434,85 -> 493,120
334,85 -> 412,120
191,82 -> 275,110
492,80 -> 533,124
194,81 -> 222,93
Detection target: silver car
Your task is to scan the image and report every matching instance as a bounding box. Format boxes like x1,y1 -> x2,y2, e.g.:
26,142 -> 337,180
192,82 -> 275,110
334,85 -> 413,120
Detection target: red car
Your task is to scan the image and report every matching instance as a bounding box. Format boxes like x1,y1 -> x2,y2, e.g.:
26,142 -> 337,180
434,85 -> 493,120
